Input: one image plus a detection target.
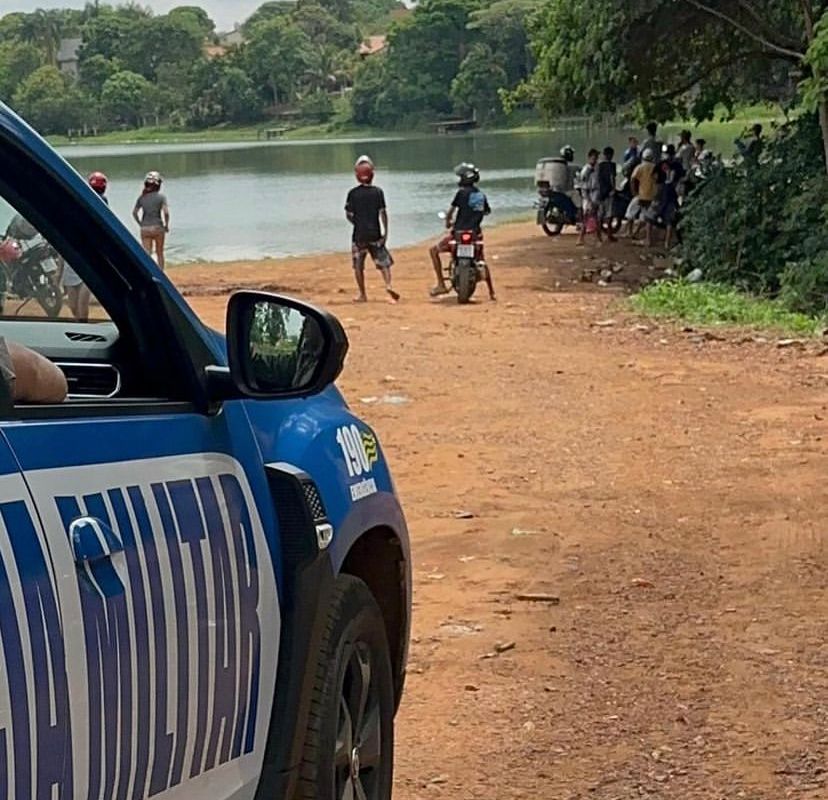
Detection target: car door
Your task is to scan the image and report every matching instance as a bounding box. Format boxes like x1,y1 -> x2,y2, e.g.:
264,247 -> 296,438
0,135 -> 282,798
0,431 -> 74,799
3,408 -> 281,800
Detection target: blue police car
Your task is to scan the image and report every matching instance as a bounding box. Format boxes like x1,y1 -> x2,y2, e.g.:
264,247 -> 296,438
0,102 -> 411,800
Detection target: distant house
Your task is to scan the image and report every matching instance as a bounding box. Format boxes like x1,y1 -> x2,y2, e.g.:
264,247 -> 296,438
218,29 -> 246,48
57,38 -> 82,79
358,36 -> 387,59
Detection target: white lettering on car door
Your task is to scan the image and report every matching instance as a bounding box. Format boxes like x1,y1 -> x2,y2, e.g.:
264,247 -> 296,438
0,455 -> 279,800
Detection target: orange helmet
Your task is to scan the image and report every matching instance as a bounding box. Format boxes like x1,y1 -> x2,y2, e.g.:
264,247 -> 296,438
355,155 -> 375,184
88,171 -> 108,194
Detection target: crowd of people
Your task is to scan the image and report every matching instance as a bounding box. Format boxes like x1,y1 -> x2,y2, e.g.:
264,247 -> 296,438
555,121 -> 764,250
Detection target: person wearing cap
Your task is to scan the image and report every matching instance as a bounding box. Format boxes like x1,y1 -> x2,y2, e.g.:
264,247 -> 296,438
345,156 -> 399,304
429,163 -> 495,300
624,148 -> 659,241
132,171 -> 170,270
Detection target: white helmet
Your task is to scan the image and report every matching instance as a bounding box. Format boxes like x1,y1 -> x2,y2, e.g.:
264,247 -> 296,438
642,148 -> 656,163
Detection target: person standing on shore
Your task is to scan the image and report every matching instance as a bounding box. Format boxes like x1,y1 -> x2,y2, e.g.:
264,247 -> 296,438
133,171 -> 170,270
63,171 -> 107,322
577,148 -> 603,246
345,155 -> 399,304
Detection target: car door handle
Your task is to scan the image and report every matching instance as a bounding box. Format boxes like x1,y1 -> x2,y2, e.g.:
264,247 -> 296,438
69,516 -> 124,564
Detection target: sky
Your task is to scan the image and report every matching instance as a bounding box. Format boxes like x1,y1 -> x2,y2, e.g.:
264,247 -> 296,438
0,1 -> 264,30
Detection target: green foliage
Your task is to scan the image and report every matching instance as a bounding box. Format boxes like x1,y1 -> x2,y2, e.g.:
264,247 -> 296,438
299,88 -> 335,121
245,15 -> 312,105
802,11 -> 828,113
632,281 -> 823,335
350,56 -> 390,125
0,41 -> 43,101
100,71 -> 153,127
518,1 -> 809,123
779,252 -> 828,316
78,54 -> 121,97
679,113 -> 828,312
350,0 -> 535,126
451,44 -> 508,122
11,65 -> 86,133
188,61 -> 261,127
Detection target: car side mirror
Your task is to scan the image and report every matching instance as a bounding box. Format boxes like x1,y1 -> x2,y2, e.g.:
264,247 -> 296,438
225,291 -> 349,399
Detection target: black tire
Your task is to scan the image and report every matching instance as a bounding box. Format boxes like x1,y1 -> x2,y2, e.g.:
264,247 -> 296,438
36,283 -> 62,318
541,205 -> 566,236
296,575 -> 395,800
455,258 -> 477,304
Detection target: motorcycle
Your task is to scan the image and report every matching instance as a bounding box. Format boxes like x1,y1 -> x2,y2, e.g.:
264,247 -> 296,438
438,212 -> 488,304
534,157 -> 581,237
0,231 -> 63,318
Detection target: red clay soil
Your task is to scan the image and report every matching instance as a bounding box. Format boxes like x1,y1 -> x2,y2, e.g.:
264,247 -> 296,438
174,222 -> 828,800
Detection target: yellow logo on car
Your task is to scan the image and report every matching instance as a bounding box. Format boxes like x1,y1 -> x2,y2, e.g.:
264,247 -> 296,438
361,431 -> 379,467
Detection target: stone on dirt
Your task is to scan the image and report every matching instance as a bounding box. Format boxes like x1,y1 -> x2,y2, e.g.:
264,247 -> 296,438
515,592 -> 561,604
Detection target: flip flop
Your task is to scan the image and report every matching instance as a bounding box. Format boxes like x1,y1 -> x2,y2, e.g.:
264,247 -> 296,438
386,288 -> 400,303
429,286 -> 450,297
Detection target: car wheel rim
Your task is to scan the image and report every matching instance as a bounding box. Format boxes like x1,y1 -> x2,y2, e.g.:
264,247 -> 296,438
335,641 -> 381,800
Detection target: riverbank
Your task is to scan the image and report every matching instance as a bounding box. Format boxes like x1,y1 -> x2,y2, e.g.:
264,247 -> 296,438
48,104 -> 784,148
173,219 -> 828,799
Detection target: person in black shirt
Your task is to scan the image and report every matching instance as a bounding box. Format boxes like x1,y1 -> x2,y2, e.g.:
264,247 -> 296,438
345,155 -> 399,304
429,163 -> 496,300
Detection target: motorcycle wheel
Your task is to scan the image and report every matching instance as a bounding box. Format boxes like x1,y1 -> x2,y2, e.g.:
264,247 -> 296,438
541,205 -> 566,237
36,283 -> 62,318
454,258 -> 477,305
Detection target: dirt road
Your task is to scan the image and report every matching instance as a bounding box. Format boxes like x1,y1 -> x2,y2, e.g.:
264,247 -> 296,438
173,222 -> 827,800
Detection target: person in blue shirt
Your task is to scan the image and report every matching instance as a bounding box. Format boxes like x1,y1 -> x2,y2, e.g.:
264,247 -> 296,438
429,163 -> 496,301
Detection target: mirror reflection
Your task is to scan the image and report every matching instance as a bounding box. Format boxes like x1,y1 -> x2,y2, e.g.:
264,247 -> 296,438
248,301 -> 324,392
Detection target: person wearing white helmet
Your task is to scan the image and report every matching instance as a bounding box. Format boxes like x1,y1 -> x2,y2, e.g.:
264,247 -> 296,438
345,156 -> 399,304
624,147 -> 659,242
132,170 -> 170,270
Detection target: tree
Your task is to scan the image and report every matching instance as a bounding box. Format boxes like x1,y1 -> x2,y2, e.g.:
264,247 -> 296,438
189,59 -> 263,126
244,16 -> 312,105
168,6 -> 216,39
518,0 -> 828,172
466,0 -> 538,88
19,9 -> 65,66
802,9 -> 828,167
101,70 -> 152,127
0,41 -> 43,101
350,55 -> 390,125
294,2 -> 359,49
378,0 -> 482,119
451,43 -> 508,122
78,53 -> 122,97
11,65 -> 86,133
243,1 -> 298,34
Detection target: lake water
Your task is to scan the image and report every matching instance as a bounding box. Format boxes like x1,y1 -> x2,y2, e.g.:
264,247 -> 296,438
58,126 -> 737,263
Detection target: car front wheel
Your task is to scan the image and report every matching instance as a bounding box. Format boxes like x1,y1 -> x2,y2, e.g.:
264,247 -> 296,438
297,575 -> 395,800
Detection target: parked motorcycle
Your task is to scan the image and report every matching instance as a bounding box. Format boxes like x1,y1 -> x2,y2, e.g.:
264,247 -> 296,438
0,227 -> 63,318
437,212 -> 487,304
535,156 -> 581,236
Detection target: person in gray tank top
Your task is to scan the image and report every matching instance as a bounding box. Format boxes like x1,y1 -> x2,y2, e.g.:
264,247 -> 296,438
132,171 -> 170,270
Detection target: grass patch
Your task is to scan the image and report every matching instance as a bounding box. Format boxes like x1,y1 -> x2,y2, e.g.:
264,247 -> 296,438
631,281 -> 824,336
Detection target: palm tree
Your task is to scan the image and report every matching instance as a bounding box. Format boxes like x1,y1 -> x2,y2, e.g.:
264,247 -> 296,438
20,9 -> 64,67
303,44 -> 355,93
